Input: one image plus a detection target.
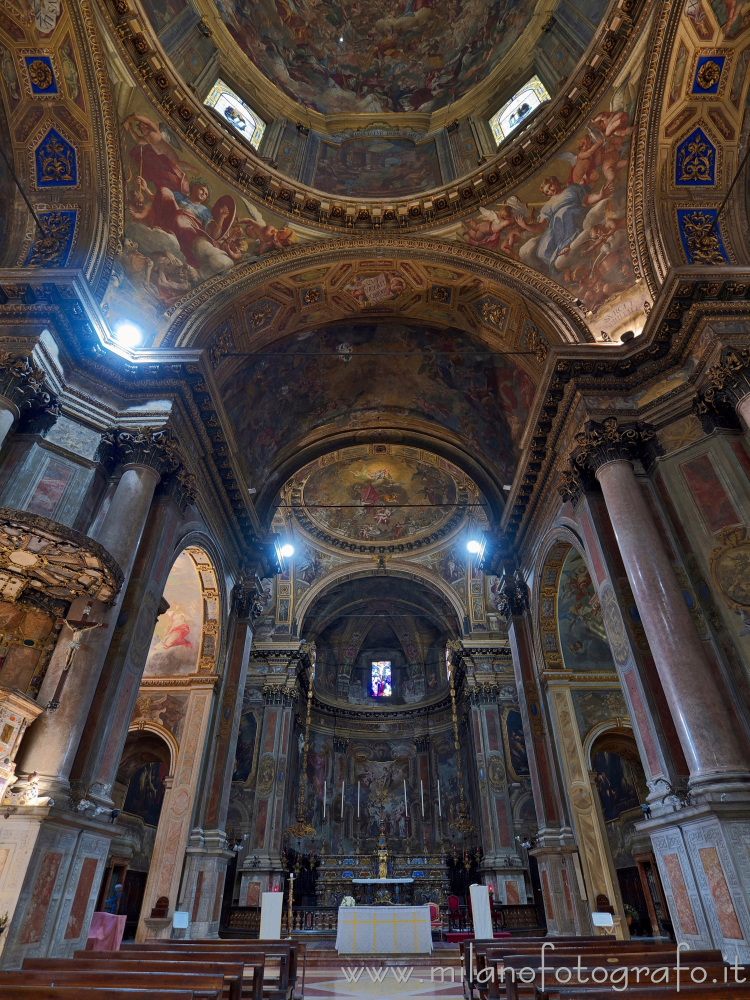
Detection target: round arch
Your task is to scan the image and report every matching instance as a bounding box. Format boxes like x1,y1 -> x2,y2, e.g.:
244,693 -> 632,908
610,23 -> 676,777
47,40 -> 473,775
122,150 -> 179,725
155,530 -> 230,677
293,559 -> 466,638
124,723 -> 178,777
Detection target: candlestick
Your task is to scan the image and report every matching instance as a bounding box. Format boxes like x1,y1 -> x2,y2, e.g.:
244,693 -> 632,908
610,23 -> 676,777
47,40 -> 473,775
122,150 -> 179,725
357,780 -> 360,818
421,779 -> 424,818
437,779 -> 442,817
404,779 -> 408,817
323,779 -> 326,819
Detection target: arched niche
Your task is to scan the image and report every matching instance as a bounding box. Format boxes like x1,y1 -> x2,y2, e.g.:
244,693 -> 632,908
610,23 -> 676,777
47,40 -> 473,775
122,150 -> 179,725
143,546 -> 221,677
537,539 -> 616,674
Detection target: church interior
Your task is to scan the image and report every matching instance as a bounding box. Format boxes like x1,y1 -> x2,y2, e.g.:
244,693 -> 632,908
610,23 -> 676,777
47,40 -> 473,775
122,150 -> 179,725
1,0 -> 750,991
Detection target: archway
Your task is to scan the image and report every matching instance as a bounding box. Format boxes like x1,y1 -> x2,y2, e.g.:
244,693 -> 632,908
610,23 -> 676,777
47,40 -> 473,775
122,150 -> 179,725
104,727 -> 175,939
104,543 -> 222,940
588,727 -> 652,938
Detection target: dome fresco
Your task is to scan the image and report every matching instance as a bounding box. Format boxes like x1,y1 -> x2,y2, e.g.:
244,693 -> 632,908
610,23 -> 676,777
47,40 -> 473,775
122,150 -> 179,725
286,447 -> 476,549
211,0 -> 611,116
216,0 -> 541,114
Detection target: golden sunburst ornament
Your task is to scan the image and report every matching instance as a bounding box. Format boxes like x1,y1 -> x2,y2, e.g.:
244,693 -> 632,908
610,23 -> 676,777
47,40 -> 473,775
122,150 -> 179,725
28,59 -> 53,89
696,60 -> 721,90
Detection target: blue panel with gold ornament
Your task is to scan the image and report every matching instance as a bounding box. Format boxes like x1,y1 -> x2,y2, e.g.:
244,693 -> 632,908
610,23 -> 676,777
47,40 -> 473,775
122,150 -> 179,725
24,210 -> 76,267
35,129 -> 77,187
245,298 -> 281,334
677,208 -> 728,266
675,127 -> 716,186
472,295 -> 508,333
24,56 -> 57,95
692,56 -> 725,95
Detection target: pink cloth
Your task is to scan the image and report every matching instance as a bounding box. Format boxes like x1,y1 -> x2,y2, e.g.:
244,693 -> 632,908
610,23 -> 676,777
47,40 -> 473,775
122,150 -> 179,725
86,912 -> 126,951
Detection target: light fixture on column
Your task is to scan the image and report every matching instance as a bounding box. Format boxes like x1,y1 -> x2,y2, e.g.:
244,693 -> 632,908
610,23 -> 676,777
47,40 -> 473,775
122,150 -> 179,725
285,672 -> 316,839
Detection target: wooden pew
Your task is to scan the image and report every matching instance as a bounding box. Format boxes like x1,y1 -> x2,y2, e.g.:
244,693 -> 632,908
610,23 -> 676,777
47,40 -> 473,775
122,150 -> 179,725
489,950 -> 728,1000
0,970 -> 224,999
122,941 -> 296,1000
0,990 -> 195,1000
192,938 -> 306,999
28,957 -> 248,1000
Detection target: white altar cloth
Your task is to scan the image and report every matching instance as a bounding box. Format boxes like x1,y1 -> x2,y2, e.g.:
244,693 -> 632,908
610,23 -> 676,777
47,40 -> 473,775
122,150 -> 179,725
336,905 -> 433,954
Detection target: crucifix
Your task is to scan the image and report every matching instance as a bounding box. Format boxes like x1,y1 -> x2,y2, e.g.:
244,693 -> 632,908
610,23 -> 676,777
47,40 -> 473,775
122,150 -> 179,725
48,602 -> 108,711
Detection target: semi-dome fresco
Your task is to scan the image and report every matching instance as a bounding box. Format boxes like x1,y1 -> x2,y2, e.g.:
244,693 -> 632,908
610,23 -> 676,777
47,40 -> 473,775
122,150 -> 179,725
284,446 -> 477,549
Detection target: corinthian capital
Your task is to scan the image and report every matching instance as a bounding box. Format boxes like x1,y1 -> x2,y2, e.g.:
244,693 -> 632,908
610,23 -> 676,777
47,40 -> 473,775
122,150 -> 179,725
571,417 -> 661,473
696,346 -> 750,417
0,353 -> 49,409
97,426 -> 182,477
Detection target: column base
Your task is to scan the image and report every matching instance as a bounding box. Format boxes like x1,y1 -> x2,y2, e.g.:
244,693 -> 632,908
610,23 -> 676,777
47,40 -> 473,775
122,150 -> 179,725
181,836 -> 234,939
530,844 -> 593,937
640,798 -> 750,960
0,806 -> 117,968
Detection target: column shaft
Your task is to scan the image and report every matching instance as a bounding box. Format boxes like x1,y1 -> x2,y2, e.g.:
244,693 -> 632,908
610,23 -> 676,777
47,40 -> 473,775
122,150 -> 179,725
15,464 -> 161,789
596,458 -> 750,783
0,401 -> 17,449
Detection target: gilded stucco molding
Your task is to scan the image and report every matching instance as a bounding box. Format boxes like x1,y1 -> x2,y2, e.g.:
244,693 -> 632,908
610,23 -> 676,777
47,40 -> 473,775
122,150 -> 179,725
92,0 -> 648,234
162,237 -> 591,348
630,0 -> 676,295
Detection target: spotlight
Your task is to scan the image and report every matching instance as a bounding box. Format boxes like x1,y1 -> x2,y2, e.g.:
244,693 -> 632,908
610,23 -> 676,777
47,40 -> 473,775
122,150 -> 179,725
466,539 -> 482,554
279,543 -> 294,558
113,321 -> 143,348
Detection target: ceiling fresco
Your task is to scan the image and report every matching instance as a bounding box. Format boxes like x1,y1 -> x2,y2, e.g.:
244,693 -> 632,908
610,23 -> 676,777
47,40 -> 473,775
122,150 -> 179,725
215,0 -> 545,115
284,446 -> 479,549
102,86 -> 321,339
436,26 -> 653,339
220,323 -> 536,493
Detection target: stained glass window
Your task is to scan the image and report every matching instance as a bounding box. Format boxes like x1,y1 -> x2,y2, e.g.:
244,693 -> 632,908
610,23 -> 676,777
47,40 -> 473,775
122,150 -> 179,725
204,79 -> 266,149
489,76 -> 551,145
371,660 -> 392,697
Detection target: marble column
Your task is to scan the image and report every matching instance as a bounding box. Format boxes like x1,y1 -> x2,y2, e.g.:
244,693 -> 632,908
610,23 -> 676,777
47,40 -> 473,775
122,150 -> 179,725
15,427 -> 191,796
0,401 -> 18,449
499,576 -> 591,934
572,418 -> 750,792
180,585 -> 257,938
70,493 -> 188,802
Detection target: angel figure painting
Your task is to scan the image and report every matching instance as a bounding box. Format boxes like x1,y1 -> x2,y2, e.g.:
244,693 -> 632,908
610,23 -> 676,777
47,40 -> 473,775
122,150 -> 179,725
104,99 -> 301,337
449,39 -> 645,325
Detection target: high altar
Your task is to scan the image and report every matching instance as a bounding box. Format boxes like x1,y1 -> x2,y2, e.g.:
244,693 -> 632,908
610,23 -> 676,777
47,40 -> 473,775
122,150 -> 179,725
335,904 -> 433,955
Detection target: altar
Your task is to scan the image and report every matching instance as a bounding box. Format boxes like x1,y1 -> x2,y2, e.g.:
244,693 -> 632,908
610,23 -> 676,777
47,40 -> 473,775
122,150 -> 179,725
335,905 -> 433,955
351,877 -> 413,905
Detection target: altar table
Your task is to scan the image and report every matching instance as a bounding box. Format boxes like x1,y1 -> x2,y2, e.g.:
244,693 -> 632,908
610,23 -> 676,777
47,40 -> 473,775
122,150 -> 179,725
336,905 -> 432,954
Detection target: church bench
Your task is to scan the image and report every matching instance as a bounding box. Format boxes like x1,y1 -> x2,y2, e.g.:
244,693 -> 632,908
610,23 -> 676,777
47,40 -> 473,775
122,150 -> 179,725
0,989 -> 195,1000
191,938 -> 305,998
0,969 -> 225,999
32,957 -> 250,1000
482,952 -> 729,1000
119,945 -> 290,1000
123,941 -> 297,1000
462,940 -> 685,1000
537,986 -> 750,1000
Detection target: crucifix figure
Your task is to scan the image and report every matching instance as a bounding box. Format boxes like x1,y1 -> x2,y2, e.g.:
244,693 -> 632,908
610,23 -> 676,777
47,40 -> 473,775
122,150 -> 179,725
48,602 -> 108,711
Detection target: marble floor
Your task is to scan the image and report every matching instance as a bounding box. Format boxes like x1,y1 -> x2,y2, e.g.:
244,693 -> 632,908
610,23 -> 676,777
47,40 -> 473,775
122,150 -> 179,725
302,964 -> 464,998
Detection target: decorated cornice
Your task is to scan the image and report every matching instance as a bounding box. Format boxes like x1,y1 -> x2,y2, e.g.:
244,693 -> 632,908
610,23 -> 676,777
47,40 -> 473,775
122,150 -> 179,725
310,690 -> 452,722
0,507 -> 123,605
501,269 -> 750,549
95,0 -> 646,236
